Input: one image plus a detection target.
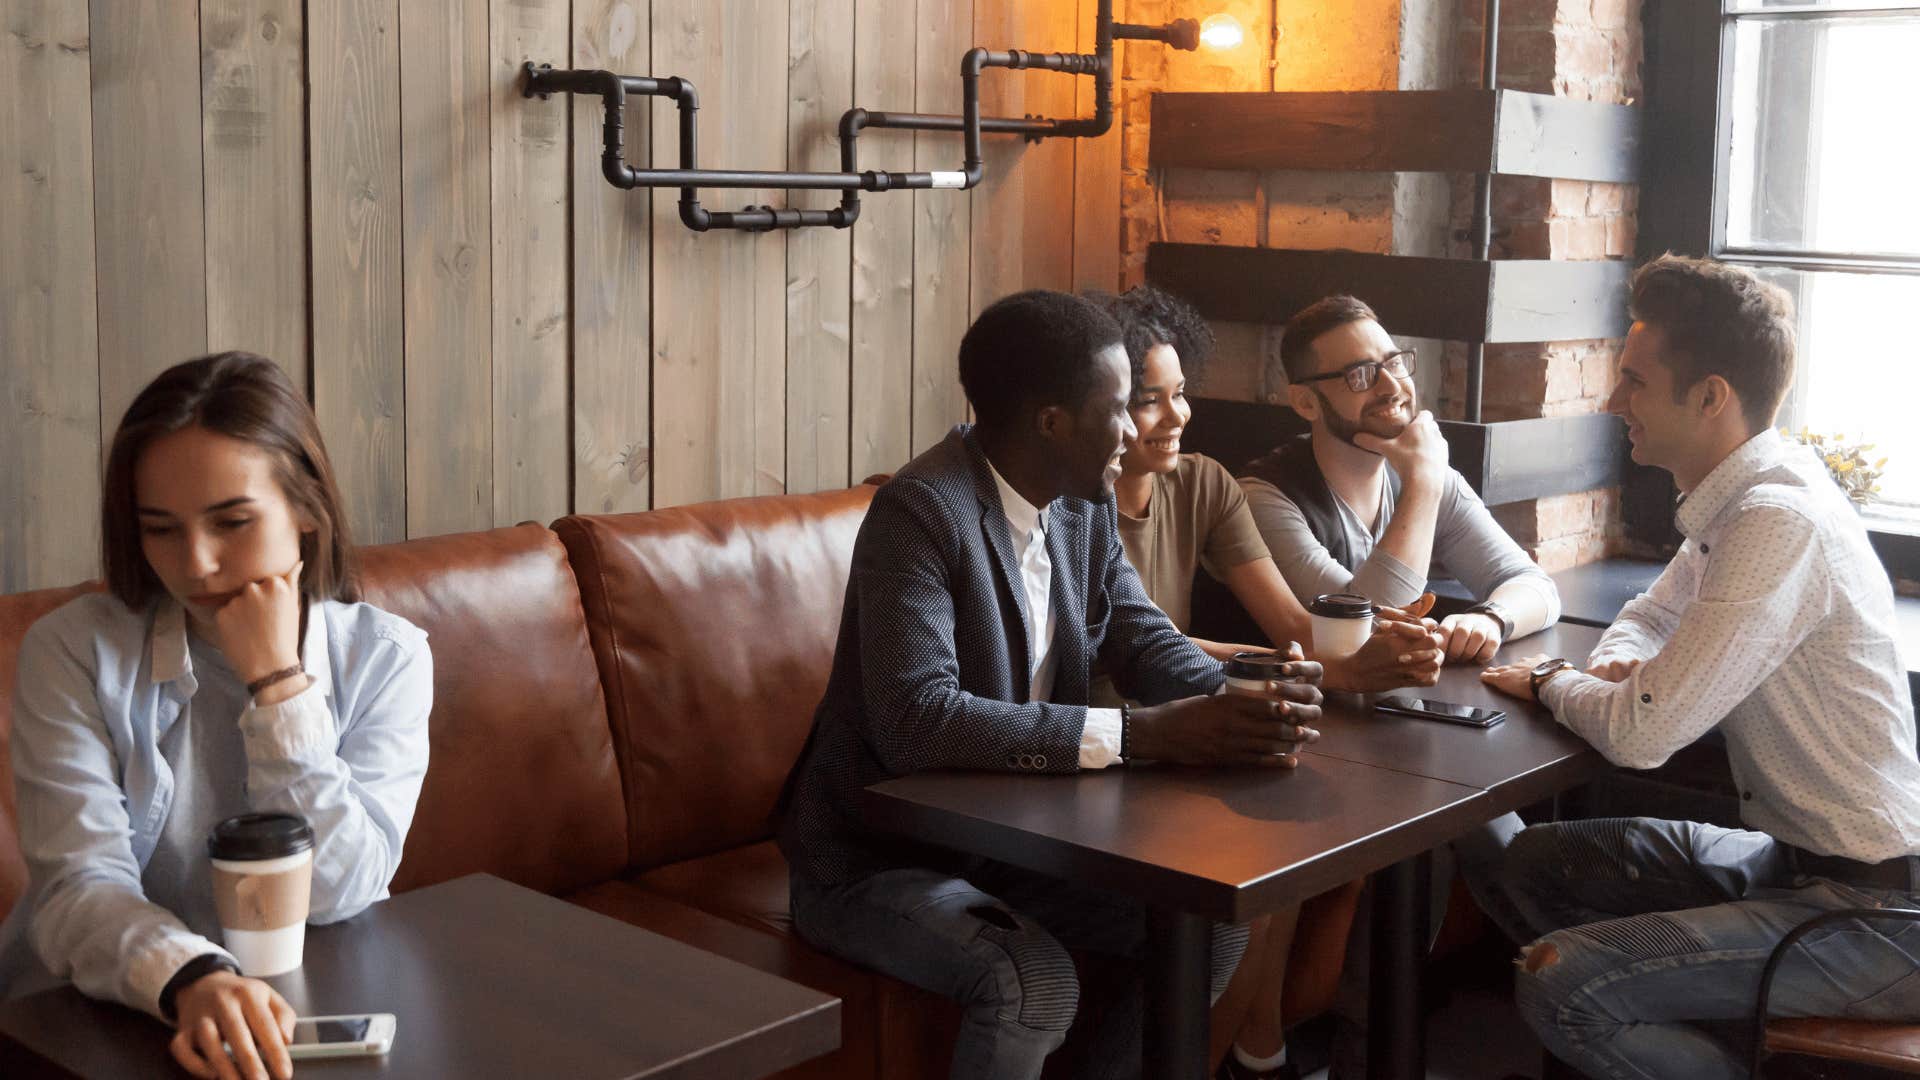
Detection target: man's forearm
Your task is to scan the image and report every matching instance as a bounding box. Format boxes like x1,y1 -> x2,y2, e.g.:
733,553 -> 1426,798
1373,468 -> 1444,582
1488,576 -> 1559,639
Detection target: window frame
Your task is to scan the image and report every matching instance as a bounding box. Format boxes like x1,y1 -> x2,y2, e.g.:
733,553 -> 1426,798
1633,0 -> 1920,567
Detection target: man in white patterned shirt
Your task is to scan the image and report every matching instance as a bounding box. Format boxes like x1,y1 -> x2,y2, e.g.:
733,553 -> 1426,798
1480,254 -> 1920,1079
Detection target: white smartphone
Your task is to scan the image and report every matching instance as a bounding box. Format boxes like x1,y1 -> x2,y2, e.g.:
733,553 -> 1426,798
286,1013 -> 396,1060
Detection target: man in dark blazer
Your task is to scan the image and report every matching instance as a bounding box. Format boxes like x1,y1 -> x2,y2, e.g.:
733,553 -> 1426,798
778,290 -> 1325,1080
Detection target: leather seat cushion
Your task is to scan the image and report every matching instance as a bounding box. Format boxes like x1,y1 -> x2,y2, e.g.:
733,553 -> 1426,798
629,840 -> 796,938
554,485 -> 875,871
358,524 -> 627,897
1768,1018 -> 1920,1073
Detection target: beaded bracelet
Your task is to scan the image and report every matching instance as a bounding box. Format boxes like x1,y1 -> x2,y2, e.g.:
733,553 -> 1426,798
1119,701 -> 1132,765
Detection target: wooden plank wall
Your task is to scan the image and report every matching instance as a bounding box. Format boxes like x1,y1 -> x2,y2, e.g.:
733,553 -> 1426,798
1,0 -> 1122,591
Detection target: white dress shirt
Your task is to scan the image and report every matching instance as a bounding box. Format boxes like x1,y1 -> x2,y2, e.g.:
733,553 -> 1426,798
986,462 -> 1124,768
1540,429 -> 1920,863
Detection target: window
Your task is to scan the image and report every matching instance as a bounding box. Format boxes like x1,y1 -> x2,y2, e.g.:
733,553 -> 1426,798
1714,2 -> 1920,521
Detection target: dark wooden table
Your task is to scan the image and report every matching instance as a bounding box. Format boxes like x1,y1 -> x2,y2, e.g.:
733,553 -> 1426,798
0,874 -> 840,1080
862,622 -> 1609,1080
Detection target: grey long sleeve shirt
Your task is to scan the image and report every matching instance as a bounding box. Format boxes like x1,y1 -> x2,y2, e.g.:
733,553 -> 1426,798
1240,466 -> 1560,624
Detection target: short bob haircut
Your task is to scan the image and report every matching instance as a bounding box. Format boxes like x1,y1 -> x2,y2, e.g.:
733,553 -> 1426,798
958,290 -> 1125,431
1091,285 -> 1216,400
1629,253 -> 1797,434
102,351 -> 359,610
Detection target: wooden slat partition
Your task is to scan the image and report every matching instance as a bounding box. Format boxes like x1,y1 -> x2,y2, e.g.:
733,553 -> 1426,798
310,0 -> 406,544
400,0 -> 493,536
649,0 -> 789,506
1070,0 -> 1122,294
570,0 -> 654,516
1,0 -> 101,592
848,0 -> 917,482
201,0 -> 309,392
91,2 -> 207,446
1146,243 -> 1634,343
3,0 -> 1106,591
911,0 -> 976,455
489,0 -> 571,527
785,0 -> 855,496
1149,89 -> 1640,184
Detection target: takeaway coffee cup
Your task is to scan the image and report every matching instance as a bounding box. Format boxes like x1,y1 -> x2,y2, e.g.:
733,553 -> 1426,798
208,814 -> 314,977
1224,651 -> 1297,699
1310,593 -> 1376,662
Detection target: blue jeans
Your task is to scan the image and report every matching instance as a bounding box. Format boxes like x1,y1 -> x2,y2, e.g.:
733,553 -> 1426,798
790,861 -> 1248,1080
1501,817 -> 1920,1080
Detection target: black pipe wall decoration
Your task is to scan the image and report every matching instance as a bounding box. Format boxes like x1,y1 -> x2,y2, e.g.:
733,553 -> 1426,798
521,0 -> 1211,233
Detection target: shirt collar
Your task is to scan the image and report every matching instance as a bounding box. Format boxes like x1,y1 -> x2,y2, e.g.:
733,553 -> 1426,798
986,457 -> 1051,540
147,598 -> 333,699
1675,428 -> 1784,540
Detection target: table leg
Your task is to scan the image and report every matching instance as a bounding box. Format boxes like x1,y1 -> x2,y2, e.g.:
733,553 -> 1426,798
1145,906 -> 1210,1080
1367,853 -> 1431,1080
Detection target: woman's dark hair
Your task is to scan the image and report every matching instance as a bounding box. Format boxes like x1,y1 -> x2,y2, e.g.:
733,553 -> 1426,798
959,290 -> 1125,430
102,351 -> 359,609
1090,285 -> 1216,399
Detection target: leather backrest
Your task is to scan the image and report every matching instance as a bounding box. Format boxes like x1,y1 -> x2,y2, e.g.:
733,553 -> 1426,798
0,583 -> 103,922
358,524 -> 628,896
555,484 -> 875,871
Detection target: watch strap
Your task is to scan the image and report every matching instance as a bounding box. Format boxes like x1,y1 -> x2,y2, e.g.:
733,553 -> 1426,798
1465,601 -> 1515,639
1529,658 -> 1574,701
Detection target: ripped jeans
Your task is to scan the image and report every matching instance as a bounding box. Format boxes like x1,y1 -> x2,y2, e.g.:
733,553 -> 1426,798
1500,817 -> 1920,1080
790,861 -> 1248,1080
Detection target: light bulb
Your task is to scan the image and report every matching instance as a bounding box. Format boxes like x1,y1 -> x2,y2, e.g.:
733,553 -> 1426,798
1199,13 -> 1244,51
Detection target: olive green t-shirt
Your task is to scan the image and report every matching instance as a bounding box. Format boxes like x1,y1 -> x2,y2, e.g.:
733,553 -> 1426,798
1116,453 -> 1271,633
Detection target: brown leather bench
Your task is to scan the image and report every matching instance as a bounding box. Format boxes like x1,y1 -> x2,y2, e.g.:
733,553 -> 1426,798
0,481 -> 1359,1077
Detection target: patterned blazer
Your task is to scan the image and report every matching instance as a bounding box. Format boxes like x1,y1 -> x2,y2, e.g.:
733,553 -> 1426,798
777,425 -> 1225,887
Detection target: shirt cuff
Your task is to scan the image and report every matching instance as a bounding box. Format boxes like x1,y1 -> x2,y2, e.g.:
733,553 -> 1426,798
240,678 -> 334,764
1536,668 -> 1590,715
130,933 -> 231,1022
1079,708 -> 1124,769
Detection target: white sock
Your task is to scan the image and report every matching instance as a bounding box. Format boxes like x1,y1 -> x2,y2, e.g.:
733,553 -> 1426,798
1232,1042 -> 1288,1072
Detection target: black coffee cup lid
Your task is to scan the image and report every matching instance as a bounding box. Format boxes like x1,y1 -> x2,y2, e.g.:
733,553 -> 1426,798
1226,652 -> 1292,681
208,813 -> 313,861
1310,592 -> 1375,618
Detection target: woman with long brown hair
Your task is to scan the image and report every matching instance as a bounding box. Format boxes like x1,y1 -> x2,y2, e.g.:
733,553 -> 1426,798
0,353 -> 432,1080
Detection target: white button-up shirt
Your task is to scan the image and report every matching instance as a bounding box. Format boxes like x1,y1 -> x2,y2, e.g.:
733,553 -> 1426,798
1541,429 -> 1920,862
986,462 -> 1123,768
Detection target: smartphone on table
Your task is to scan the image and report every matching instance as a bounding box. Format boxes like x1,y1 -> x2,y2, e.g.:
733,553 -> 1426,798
1373,695 -> 1506,728
286,1014 -> 396,1060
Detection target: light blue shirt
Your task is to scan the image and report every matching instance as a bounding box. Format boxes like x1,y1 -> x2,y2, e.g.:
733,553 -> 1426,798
0,594 -> 432,1018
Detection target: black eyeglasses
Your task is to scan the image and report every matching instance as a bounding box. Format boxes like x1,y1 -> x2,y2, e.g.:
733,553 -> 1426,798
1294,349 -> 1417,393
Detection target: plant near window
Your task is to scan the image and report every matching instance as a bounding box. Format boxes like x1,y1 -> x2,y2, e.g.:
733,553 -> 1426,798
1786,428 -> 1886,506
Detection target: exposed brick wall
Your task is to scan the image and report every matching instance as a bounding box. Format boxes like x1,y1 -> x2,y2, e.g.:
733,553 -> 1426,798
1116,0 -> 1642,573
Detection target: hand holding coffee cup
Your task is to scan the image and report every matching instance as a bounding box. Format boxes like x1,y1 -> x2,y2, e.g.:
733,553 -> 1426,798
1129,669 -> 1321,767
209,814 -> 314,978
1309,593 -> 1377,662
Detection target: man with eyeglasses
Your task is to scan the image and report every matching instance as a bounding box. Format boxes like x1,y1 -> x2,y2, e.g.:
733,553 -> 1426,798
1237,294 -> 1561,1079
1238,295 -> 1560,665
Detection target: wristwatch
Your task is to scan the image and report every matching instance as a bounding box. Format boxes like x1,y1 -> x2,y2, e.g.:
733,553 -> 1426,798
1529,657 -> 1575,702
1464,601 -> 1515,640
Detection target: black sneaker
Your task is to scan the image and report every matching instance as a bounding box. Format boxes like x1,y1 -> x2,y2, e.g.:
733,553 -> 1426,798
1216,1053 -> 1301,1080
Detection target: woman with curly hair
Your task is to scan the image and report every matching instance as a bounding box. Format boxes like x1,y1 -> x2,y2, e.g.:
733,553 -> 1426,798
1093,286 -> 1444,1080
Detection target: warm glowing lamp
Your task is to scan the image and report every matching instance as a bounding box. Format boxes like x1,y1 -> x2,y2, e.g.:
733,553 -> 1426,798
1199,13 -> 1245,51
